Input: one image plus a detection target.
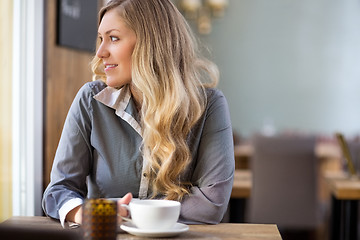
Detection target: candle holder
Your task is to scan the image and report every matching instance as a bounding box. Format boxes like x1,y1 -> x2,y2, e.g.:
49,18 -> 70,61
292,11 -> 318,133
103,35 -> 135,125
82,199 -> 117,240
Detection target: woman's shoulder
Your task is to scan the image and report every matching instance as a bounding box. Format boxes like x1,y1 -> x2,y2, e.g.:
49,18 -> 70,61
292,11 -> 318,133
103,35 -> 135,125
72,80 -> 107,107
205,87 -> 224,97
205,87 -> 227,105
203,87 -> 231,118
83,80 -> 107,95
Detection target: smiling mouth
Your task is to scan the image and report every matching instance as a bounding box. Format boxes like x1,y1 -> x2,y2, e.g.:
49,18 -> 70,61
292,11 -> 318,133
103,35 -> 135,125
105,64 -> 118,71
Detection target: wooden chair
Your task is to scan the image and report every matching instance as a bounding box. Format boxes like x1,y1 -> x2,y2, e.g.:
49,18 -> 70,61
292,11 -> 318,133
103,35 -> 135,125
247,134 -> 323,238
347,140 -> 360,174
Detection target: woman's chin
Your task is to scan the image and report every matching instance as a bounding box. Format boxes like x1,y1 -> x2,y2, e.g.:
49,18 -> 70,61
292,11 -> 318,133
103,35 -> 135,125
105,80 -> 122,89
105,78 -> 130,89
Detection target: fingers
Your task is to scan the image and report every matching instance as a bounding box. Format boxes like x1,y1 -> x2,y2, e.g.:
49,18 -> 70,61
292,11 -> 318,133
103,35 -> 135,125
118,206 -> 128,218
117,193 -> 133,218
119,192 -> 133,204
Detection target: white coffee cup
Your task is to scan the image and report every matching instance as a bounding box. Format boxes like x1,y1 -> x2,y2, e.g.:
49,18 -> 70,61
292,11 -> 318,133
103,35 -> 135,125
121,199 -> 181,230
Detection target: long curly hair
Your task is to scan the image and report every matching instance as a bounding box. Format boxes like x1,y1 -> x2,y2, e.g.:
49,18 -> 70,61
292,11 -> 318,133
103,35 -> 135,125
91,0 -> 219,201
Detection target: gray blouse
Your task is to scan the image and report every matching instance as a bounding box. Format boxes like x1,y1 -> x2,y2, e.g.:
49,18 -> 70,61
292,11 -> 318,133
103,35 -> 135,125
42,80 -> 234,225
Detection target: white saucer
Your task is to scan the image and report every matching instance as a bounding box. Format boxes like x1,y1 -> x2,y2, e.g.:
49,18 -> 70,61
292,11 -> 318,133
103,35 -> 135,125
120,222 -> 189,238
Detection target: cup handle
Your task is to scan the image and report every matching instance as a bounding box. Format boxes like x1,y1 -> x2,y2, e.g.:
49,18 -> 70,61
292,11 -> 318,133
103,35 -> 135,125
120,204 -> 132,222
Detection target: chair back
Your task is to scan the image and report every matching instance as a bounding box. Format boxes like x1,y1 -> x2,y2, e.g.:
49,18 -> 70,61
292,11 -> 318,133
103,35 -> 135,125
347,141 -> 360,174
247,134 -> 320,229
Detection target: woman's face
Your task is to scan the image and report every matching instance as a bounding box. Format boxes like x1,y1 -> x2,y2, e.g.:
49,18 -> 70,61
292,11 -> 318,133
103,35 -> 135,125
96,9 -> 136,88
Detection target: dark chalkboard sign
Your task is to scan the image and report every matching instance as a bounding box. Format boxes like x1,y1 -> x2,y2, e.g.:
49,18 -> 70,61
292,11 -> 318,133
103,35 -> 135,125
57,0 -> 98,52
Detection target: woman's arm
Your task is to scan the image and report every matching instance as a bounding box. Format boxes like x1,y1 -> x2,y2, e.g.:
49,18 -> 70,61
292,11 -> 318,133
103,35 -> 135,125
42,83 -> 94,221
179,89 -> 235,224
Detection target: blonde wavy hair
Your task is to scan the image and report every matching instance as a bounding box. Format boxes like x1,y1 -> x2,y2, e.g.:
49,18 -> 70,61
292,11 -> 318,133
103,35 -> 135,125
91,0 -> 219,201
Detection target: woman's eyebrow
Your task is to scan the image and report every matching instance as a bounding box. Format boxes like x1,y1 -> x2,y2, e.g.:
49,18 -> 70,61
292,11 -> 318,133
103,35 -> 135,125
98,29 -> 121,35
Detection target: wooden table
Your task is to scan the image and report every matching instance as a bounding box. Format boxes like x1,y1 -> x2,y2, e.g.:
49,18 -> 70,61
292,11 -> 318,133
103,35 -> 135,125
324,171 -> 360,240
234,140 -> 341,169
231,169 -> 252,198
0,216 -> 282,240
229,170 -> 252,223
324,171 -> 360,200
235,140 -> 341,159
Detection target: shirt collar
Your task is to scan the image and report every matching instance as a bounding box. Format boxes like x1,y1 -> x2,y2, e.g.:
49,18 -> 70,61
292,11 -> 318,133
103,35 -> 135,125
93,84 -> 142,136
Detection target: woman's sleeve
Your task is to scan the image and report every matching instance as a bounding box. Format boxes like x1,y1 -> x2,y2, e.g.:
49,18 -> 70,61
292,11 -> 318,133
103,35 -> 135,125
179,90 -> 235,224
42,83 -> 93,220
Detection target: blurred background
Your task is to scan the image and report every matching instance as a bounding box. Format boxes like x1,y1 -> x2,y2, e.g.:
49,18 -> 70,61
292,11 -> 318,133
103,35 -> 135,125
183,0 -> 360,138
1,0 -> 360,239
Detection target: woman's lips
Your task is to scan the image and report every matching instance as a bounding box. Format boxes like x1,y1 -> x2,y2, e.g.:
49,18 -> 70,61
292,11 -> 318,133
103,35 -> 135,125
105,64 -> 118,71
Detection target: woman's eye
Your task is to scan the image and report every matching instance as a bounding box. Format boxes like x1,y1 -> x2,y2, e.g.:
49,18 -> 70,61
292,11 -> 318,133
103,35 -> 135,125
110,36 -> 119,42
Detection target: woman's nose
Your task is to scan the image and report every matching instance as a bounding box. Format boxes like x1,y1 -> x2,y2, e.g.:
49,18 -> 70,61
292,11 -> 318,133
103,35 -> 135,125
96,43 -> 109,59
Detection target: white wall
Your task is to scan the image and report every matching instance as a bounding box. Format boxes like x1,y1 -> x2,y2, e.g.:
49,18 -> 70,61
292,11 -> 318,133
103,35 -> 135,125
196,0 -> 360,137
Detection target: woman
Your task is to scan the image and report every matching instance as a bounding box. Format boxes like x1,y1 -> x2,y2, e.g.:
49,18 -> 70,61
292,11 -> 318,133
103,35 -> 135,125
42,0 -> 234,227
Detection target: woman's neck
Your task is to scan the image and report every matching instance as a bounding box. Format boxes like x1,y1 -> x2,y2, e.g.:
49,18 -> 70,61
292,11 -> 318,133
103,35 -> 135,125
130,83 -> 142,112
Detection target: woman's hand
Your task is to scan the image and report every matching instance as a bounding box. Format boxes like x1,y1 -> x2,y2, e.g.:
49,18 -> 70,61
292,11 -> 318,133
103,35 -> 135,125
117,192 -> 133,223
66,205 -> 83,224
65,193 -> 132,225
